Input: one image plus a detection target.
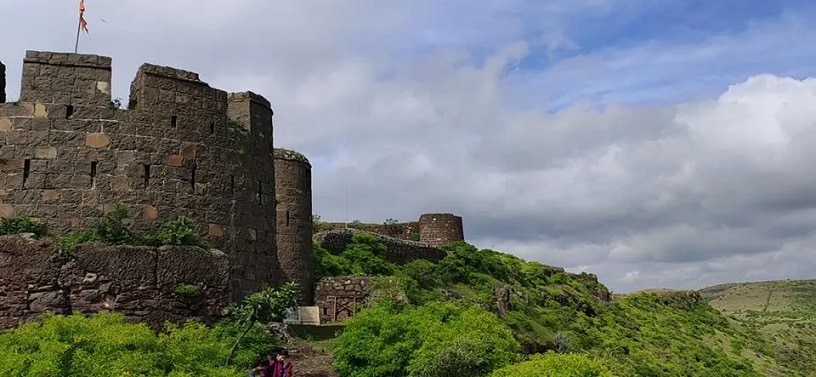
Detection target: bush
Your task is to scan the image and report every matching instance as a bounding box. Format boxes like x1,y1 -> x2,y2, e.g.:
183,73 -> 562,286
0,312 -> 273,376
55,205 -> 209,258
333,301 -> 520,377
489,352 -> 615,377
0,216 -> 48,237
175,284 -> 202,299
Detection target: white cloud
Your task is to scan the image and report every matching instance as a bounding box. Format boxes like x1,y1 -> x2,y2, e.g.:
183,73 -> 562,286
2,1 -> 816,293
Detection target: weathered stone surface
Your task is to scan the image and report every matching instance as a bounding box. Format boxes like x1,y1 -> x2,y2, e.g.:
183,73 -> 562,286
0,235 -> 230,330
1,51 -> 280,301
418,213 -> 464,247
314,229 -> 448,265
313,276 -> 374,323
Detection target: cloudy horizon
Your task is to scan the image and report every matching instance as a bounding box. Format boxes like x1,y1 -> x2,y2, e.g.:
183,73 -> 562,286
2,0 -> 816,293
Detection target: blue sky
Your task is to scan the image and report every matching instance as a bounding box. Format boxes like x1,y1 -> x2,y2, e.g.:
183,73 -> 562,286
364,0 -> 816,111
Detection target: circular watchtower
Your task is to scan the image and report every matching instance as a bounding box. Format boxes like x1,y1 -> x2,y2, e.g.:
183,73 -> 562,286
418,213 -> 464,247
274,148 -> 313,305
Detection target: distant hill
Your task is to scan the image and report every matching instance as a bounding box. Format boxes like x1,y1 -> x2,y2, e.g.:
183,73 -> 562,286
699,279 -> 816,375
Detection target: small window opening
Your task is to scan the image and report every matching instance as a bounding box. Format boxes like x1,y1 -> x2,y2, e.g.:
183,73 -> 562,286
257,181 -> 263,204
170,115 -> 178,128
191,163 -> 197,191
286,210 -> 290,227
65,105 -> 74,119
143,164 -> 151,187
230,175 -> 235,191
22,159 -> 31,188
209,122 -> 215,134
90,161 -> 97,188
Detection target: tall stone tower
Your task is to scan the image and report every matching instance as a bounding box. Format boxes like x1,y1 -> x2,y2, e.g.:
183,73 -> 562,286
418,213 -> 465,247
274,148 -> 314,305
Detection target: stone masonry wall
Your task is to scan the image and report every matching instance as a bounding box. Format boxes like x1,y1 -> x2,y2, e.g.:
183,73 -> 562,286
313,276 -> 374,323
318,221 -> 419,241
275,149 -> 313,305
418,213 -> 464,247
0,234 -> 230,330
0,51 -> 279,300
1,60 -> 5,103
314,229 -> 447,264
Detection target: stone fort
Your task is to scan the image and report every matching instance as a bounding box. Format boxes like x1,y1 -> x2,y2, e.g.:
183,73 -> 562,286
0,51 -> 466,321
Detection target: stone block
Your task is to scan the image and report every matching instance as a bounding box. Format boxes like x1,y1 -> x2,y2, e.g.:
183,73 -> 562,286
85,133 -> 110,148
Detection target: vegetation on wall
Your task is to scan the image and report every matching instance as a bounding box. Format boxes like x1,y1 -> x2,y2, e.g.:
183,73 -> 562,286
0,216 -> 48,238
55,204 -> 210,261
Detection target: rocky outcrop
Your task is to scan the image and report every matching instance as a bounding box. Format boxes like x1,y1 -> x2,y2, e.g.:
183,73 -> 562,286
0,234 -> 230,330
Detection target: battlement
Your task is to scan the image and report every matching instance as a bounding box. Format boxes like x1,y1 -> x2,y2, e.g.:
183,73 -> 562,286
20,50 -> 112,107
0,50 -> 281,300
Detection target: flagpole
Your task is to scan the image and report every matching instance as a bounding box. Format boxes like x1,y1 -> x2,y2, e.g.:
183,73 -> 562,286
74,14 -> 81,53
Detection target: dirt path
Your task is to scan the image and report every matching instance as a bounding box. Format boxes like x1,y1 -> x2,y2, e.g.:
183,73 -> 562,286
288,341 -> 339,377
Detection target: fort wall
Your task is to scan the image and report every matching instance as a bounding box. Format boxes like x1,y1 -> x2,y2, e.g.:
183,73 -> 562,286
274,148 -> 313,305
0,50 -> 279,300
317,221 -> 419,241
314,228 -> 448,264
0,235 -> 230,331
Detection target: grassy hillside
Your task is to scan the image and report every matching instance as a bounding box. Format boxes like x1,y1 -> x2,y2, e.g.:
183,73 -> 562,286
316,233 -> 816,376
699,279 -> 816,375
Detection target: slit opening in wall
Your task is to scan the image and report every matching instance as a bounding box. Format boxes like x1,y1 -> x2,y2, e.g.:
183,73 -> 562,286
257,181 -> 263,204
191,164 -> 197,191
209,122 -> 215,134
286,211 -> 290,227
170,115 -> 178,128
65,105 -> 74,119
230,175 -> 235,191
90,161 -> 97,189
143,164 -> 151,188
22,159 -> 30,188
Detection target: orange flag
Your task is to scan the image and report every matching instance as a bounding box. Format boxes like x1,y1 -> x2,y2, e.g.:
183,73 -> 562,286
79,0 -> 89,34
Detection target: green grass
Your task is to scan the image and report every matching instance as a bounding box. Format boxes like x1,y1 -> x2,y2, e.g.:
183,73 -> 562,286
699,279 -> 816,375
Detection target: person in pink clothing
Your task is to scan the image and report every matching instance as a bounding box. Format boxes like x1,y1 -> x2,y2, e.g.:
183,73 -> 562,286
250,349 -> 293,377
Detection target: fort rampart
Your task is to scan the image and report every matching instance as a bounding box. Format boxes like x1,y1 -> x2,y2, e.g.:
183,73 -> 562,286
314,228 -> 448,264
317,212 -> 464,247
0,51 -> 278,300
0,235 -> 229,330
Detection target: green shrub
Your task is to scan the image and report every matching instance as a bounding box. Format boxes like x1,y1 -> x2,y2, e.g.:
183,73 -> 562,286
53,206 -> 209,259
175,284 -> 202,299
0,216 -> 48,237
0,312 -> 273,376
333,301 -> 520,377
143,216 -> 208,248
490,352 -> 615,377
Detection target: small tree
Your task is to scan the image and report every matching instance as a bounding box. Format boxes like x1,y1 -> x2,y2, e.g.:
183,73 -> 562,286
225,282 -> 300,366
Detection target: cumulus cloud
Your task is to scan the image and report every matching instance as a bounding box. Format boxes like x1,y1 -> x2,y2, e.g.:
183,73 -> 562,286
2,1 -> 816,292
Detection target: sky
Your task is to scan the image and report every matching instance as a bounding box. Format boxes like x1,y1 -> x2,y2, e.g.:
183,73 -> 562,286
2,0 -> 816,293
